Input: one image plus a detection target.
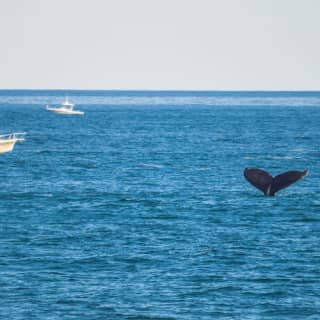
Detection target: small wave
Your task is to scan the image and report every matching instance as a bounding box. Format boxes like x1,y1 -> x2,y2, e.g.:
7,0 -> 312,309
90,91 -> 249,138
291,148 -> 306,152
119,197 -> 139,202
291,217 -> 320,223
74,162 -> 97,169
244,155 -> 294,160
156,213 -> 178,220
194,247 -> 215,256
140,163 -> 164,168
56,299 -> 79,305
267,156 -> 294,160
295,136 -> 311,140
42,193 -> 53,197
34,150 -> 52,154
124,315 -> 176,320
197,167 -> 210,171
202,199 -> 217,205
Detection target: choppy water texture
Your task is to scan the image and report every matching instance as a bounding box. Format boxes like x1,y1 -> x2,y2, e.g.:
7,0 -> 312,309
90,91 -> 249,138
0,90 -> 319,319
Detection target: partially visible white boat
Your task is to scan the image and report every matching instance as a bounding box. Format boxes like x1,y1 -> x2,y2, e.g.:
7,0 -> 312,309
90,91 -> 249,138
46,97 -> 84,115
0,133 -> 26,154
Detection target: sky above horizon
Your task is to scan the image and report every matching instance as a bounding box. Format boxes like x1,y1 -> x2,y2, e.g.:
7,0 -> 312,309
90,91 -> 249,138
0,0 -> 319,90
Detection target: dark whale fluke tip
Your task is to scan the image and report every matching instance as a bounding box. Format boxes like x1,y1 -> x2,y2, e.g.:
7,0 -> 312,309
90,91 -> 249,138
244,167 -> 308,196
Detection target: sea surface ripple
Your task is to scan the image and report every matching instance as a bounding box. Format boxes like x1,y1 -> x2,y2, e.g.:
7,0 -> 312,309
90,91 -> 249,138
0,90 -> 319,319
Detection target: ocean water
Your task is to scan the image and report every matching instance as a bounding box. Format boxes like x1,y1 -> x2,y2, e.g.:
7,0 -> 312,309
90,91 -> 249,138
0,90 -> 319,319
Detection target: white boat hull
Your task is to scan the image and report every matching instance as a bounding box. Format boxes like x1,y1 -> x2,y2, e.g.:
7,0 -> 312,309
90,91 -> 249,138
0,133 -> 25,154
0,140 -> 17,153
46,106 -> 84,115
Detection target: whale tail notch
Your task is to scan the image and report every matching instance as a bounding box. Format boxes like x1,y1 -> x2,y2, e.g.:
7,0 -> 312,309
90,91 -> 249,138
244,168 -> 308,196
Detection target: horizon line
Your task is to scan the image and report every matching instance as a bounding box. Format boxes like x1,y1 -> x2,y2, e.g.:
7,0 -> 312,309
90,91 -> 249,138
0,88 -> 320,93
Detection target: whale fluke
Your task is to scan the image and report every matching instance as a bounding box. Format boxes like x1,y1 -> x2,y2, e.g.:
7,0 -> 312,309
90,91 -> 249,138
244,168 -> 308,196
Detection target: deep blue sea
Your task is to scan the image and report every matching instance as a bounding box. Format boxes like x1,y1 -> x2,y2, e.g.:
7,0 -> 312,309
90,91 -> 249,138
0,90 -> 319,319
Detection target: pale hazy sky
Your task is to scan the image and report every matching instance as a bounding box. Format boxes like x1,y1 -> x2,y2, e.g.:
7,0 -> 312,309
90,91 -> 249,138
0,0 -> 319,90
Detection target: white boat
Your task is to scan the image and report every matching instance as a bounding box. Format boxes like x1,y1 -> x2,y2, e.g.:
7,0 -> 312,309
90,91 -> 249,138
46,97 -> 84,115
0,133 -> 26,154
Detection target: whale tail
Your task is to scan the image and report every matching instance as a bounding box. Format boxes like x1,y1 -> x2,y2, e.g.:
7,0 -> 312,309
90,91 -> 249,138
244,168 -> 308,196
